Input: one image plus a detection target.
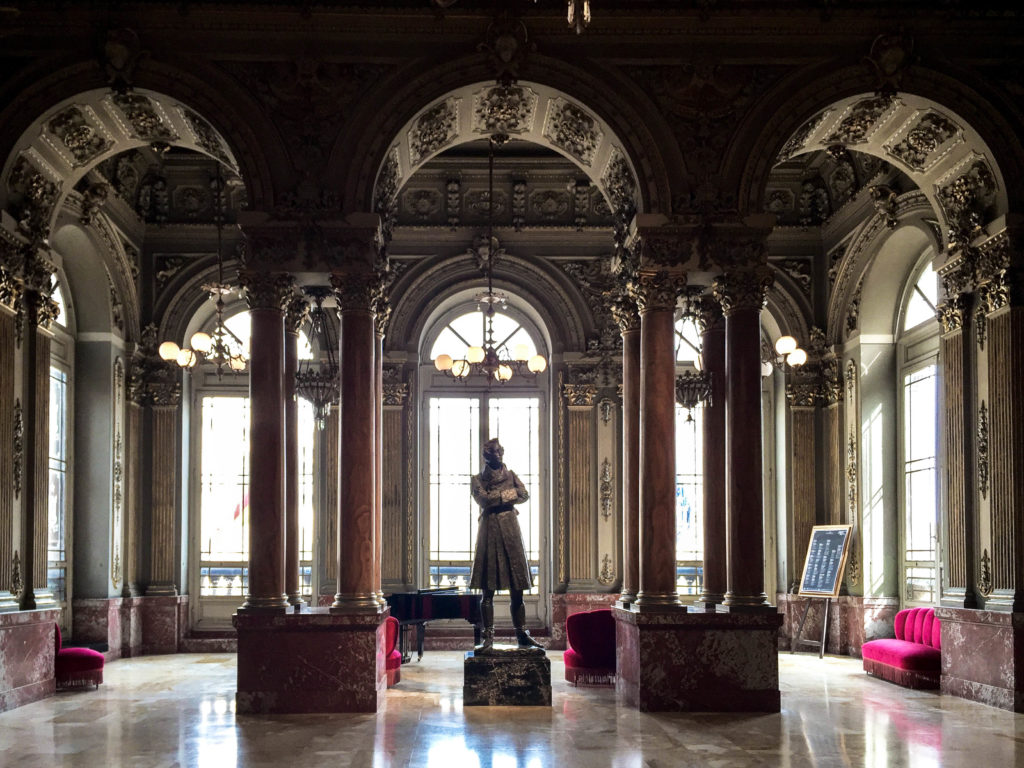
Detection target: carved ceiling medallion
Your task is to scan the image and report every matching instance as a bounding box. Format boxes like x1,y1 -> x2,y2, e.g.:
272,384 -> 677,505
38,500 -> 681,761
543,97 -> 603,167
472,85 -> 538,136
408,97 -> 460,166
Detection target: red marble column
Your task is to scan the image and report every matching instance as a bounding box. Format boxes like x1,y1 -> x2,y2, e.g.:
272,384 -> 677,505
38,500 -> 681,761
613,296 -> 641,605
714,267 -> 772,609
239,271 -> 293,613
632,272 -> 685,610
696,296 -> 726,609
331,273 -> 379,613
284,296 -> 307,610
373,309 -> 388,606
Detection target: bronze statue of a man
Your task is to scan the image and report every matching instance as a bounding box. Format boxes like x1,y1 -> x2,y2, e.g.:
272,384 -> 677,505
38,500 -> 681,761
470,437 -> 543,650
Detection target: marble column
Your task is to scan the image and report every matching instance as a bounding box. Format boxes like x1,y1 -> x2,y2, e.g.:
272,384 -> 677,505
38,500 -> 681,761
330,272 -> 379,613
373,301 -> 390,606
612,296 -> 640,606
238,271 -> 294,613
631,271 -> 684,610
695,296 -> 726,609
0,303 -> 17,612
714,266 -> 773,609
284,296 -> 307,609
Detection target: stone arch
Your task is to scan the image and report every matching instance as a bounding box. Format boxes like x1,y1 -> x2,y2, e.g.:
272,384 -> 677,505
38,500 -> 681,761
335,54 -> 680,218
827,191 -> 939,345
388,251 -> 590,361
49,221 -> 119,337
735,63 -> 1023,247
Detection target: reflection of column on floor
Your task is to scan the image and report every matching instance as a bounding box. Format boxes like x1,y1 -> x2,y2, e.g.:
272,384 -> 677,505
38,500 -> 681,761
714,266 -> 772,608
633,270 -> 685,609
239,270 -> 293,612
612,294 -> 640,607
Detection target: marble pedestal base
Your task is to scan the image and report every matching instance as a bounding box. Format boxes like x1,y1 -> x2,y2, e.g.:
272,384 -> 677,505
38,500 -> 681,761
614,605 -> 782,712
936,607 -> 1024,712
0,608 -> 61,712
234,608 -> 387,713
464,646 -> 551,706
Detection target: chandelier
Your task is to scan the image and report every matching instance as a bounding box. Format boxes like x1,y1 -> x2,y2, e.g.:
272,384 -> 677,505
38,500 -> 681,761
158,167 -> 247,378
295,286 -> 339,430
675,288 -> 712,421
432,134 -> 547,383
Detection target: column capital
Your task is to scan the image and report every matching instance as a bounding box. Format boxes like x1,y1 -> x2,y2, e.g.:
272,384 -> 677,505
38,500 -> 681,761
610,291 -> 640,333
382,366 -> 409,405
937,295 -> 967,334
285,293 -> 309,334
629,270 -> 686,313
331,270 -> 378,312
712,266 -> 773,316
563,382 -> 598,407
693,294 -> 724,334
240,270 -> 295,311
373,296 -> 392,338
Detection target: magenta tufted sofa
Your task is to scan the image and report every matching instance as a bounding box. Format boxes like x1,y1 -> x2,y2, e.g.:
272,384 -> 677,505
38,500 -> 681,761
384,615 -> 401,688
861,607 -> 941,689
564,609 -> 616,687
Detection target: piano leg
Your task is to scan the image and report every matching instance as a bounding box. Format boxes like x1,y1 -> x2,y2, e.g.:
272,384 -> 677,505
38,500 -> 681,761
416,623 -> 425,661
398,624 -> 412,664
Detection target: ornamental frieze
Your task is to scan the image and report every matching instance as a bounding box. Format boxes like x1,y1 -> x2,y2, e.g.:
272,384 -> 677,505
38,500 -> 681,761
402,189 -> 441,221
466,189 -> 507,218
599,458 -> 613,522
529,189 -> 569,220
110,93 -> 179,142
472,85 -> 538,136
47,106 -> 112,167
822,95 -> 895,146
886,111 -> 959,172
408,98 -> 460,166
542,97 -> 603,167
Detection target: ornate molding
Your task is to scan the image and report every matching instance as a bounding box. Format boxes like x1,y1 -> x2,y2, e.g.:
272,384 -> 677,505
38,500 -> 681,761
846,428 -> 860,587
382,366 -> 408,406
937,296 -> 966,334
409,97 -> 460,166
885,111 -> 959,172
48,105 -> 112,167
472,84 -> 538,136
599,458 -> 613,522
110,92 -> 178,142
10,551 -> 23,599
978,400 -> 989,500
979,548 -> 993,597
822,95 -> 894,146
630,270 -> 686,313
937,158 -> 998,249
563,382 -> 597,407
12,399 -> 22,499
598,553 -> 615,586
599,398 -> 615,425
331,271 -> 378,311
542,97 -> 603,167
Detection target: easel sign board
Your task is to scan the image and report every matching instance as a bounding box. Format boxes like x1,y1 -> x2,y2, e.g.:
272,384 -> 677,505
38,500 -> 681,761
798,525 -> 852,597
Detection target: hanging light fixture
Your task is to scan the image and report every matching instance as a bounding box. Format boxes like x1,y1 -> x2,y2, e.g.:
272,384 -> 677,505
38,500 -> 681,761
674,288 -> 712,421
158,165 -> 247,378
432,134 -> 547,384
295,286 -> 339,430
567,0 -> 591,34
761,334 -> 808,377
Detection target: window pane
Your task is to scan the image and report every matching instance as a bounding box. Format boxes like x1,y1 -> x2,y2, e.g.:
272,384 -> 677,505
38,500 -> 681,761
903,264 -> 938,331
429,310 -> 538,361
47,367 -> 68,602
675,318 -> 701,364
902,364 -> 938,604
429,398 -> 480,562
676,403 -> 703,595
490,398 -> 541,560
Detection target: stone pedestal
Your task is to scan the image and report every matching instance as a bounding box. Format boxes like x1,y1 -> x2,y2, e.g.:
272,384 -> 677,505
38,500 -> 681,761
463,646 -> 551,706
234,608 -> 387,713
937,607 -> 1024,712
614,606 -> 781,712
0,608 -> 60,712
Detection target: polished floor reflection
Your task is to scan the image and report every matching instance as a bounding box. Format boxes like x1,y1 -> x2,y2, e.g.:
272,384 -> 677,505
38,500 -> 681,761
2,651 -> 1023,767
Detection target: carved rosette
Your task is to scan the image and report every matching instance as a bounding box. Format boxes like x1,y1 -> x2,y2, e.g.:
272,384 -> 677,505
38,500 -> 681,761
937,296 -> 966,334
977,400 -> 989,500
240,271 -> 295,311
543,98 -> 603,167
712,266 -> 773,316
563,383 -> 597,406
110,93 -> 179,142
472,85 -> 538,136
48,106 -> 112,167
886,111 -> 959,172
630,271 -> 685,314
408,98 -> 460,166
330,272 -> 377,312
822,95 -> 894,146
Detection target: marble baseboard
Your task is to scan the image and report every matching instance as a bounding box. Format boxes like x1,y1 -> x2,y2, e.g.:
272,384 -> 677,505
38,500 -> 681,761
549,593 -> 619,651
138,595 -> 187,655
615,606 -> 782,712
937,607 -> 1024,712
776,594 -> 898,658
463,647 -> 551,706
234,608 -> 388,713
0,608 -> 61,713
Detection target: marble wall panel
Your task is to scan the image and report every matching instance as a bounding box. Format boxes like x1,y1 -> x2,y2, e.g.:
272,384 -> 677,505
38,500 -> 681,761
0,608 -> 60,712
549,592 -> 618,650
138,595 -> 184,654
937,607 -> 1024,712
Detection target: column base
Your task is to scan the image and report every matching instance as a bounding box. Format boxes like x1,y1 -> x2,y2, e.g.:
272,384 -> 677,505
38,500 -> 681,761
233,608 -> 388,713
238,594 -> 290,613
0,592 -> 19,612
936,607 -> 1024,712
614,605 -> 782,712
286,593 -> 306,612
331,593 -> 383,614
631,592 -> 682,613
145,582 -> 179,597
31,589 -> 58,610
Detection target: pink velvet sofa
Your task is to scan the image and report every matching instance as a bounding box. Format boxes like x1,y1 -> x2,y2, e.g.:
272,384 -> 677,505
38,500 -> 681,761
861,607 -> 941,689
385,615 -> 401,687
54,623 -> 105,690
564,608 -> 616,687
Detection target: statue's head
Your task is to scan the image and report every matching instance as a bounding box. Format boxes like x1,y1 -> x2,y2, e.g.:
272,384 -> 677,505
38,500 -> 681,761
483,438 -> 504,468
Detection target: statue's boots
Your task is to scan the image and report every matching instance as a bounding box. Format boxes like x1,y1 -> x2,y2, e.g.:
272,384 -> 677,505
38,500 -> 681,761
513,603 -> 544,650
475,600 -> 494,652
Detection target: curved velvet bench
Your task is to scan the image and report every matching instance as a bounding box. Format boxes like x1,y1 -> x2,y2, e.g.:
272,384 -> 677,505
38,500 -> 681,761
861,607 -> 941,689
54,624 -> 104,691
564,608 -> 616,687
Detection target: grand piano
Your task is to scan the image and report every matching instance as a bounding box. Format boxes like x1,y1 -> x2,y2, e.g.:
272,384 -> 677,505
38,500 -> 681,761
386,588 -> 482,662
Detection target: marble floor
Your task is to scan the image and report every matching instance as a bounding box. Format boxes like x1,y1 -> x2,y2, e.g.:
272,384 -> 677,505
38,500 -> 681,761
2,651 -> 1023,768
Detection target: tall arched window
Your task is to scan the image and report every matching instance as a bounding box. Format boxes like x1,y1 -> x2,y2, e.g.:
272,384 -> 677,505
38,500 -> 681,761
424,306 -> 546,598
675,316 -> 703,596
898,260 -> 940,605
48,277 -> 72,628
190,309 -> 317,629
